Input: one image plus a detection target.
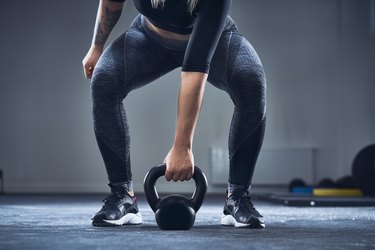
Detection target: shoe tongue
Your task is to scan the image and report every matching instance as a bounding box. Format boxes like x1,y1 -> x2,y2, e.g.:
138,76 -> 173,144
108,183 -> 129,197
231,188 -> 249,199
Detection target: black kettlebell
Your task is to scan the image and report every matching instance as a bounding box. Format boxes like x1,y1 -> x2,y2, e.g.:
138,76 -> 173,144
143,163 -> 207,230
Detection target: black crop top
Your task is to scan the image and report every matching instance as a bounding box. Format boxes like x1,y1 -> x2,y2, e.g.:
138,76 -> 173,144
109,0 -> 232,73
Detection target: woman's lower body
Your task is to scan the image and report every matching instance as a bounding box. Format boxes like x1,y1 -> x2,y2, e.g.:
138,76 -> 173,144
90,13 -> 267,228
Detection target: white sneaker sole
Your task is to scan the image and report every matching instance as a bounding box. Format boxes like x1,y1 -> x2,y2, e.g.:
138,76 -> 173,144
221,214 -> 265,228
102,212 -> 143,226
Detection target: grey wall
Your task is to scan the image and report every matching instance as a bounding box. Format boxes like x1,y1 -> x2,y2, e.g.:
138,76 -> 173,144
0,0 -> 374,193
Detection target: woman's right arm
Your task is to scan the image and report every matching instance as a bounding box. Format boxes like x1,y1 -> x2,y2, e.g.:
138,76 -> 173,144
82,0 -> 125,79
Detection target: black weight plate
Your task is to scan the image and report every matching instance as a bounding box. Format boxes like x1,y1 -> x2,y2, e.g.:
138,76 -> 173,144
352,144 -> 375,196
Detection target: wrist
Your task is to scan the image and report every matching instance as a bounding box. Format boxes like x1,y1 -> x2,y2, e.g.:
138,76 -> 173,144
173,140 -> 192,150
90,45 -> 104,53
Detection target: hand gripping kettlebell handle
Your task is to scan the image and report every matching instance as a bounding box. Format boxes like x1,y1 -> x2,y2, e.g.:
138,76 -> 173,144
143,163 -> 208,213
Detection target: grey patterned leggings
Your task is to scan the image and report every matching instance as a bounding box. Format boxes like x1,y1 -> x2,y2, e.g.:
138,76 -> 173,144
91,13 -> 266,188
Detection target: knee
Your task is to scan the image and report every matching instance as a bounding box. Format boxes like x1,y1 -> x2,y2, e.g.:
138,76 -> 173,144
230,68 -> 267,115
90,71 -> 126,125
90,46 -> 126,103
233,66 -> 266,93
91,68 -> 125,104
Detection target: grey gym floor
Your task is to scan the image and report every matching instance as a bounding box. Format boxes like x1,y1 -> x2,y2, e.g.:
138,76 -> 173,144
1,194 -> 374,250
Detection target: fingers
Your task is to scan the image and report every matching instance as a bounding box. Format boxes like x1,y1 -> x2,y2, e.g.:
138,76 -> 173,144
186,171 -> 193,181
165,168 -> 173,181
82,47 -> 102,79
165,166 -> 180,182
172,172 -> 181,182
165,166 -> 193,182
179,172 -> 188,181
82,56 -> 96,79
87,66 -> 94,79
165,168 -> 182,182
83,64 -> 94,79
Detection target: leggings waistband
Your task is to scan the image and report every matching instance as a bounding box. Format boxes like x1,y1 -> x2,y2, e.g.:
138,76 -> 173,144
140,14 -> 189,51
129,13 -> 239,51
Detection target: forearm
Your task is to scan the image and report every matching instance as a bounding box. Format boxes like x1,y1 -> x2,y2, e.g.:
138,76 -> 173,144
91,0 -> 124,50
173,72 -> 208,149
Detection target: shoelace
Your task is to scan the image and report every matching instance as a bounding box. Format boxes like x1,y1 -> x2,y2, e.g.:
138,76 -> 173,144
231,190 -> 256,212
102,193 -> 126,208
238,192 -> 255,211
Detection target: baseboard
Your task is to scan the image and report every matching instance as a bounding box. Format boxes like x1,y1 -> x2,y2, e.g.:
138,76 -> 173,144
2,182 -> 224,194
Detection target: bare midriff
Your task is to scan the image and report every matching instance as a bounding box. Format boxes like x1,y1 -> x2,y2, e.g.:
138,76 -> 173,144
144,16 -> 191,41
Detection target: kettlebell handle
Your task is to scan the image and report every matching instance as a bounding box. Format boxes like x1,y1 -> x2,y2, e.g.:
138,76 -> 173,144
143,163 -> 207,213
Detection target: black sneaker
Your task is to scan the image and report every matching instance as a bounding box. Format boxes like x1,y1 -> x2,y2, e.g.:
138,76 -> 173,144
91,186 -> 142,226
221,189 -> 265,228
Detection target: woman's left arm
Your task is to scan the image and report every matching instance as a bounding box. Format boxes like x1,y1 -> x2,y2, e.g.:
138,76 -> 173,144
164,72 -> 207,182
164,0 -> 231,182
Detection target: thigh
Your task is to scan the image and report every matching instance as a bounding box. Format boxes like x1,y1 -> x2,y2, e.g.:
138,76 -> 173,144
207,30 -> 266,101
93,27 -> 179,98
122,27 -> 180,94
